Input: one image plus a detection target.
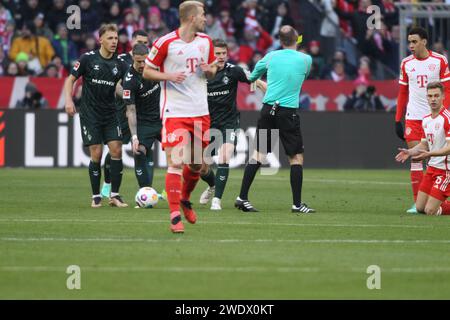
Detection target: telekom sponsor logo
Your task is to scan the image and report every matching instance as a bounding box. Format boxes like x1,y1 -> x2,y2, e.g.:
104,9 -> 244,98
186,57 -> 199,74
417,75 -> 428,88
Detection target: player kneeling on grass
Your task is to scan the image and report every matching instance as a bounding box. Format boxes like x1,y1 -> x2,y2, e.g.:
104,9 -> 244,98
395,82 -> 450,215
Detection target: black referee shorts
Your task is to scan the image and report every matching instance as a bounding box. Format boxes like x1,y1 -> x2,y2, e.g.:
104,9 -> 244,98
256,103 -> 304,156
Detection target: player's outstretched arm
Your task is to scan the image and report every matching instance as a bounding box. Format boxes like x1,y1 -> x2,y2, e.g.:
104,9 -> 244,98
249,52 -> 270,82
143,65 -> 186,83
395,148 -> 410,163
64,75 -> 77,117
395,141 -> 428,163
414,140 -> 450,161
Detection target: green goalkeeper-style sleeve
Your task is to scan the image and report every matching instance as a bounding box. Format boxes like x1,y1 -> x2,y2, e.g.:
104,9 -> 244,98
249,51 -> 274,82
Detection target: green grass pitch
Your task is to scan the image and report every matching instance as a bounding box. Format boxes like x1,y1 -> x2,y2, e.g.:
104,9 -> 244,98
1,168 -> 450,299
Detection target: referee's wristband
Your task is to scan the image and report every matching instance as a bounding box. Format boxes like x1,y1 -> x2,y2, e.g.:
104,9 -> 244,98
132,134 -> 138,141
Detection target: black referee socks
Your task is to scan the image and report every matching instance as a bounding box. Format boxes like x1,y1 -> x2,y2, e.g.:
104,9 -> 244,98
290,164 -> 303,207
239,161 -> 262,200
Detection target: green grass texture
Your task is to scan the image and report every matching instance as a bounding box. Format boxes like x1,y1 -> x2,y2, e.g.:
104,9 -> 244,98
1,168 -> 450,299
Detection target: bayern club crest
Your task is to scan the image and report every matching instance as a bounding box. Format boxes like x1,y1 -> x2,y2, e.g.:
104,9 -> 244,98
167,133 -> 177,143
405,127 -> 412,136
428,64 -> 436,71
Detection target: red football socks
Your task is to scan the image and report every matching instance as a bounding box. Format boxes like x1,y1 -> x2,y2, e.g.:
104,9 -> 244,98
181,165 -> 200,201
440,201 -> 450,215
166,171 -> 182,213
410,162 -> 424,201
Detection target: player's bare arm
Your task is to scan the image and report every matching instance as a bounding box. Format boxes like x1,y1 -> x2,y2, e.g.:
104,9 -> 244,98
143,65 -> 186,83
395,140 -> 429,163
200,60 -> 218,79
414,140 -> 450,161
125,104 -> 139,154
256,80 -> 267,93
64,74 -> 77,116
115,80 -> 123,98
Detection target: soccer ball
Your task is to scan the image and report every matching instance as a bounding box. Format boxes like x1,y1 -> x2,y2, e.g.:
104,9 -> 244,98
135,187 -> 159,208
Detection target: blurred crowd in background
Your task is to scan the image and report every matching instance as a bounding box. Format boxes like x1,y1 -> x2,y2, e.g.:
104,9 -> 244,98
0,0 -> 448,111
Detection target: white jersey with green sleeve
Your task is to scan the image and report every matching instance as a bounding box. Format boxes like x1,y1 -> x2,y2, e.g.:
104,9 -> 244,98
249,49 -> 312,108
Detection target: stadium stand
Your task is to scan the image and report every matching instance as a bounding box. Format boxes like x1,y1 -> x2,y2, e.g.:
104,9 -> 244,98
0,0 -> 448,111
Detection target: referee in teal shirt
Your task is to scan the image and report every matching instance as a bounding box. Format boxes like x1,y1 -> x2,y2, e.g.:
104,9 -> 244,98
235,25 -> 316,214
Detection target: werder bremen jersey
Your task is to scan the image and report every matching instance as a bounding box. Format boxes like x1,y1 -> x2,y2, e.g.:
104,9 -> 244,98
207,63 -> 250,126
117,52 -> 133,67
116,52 -> 133,122
71,50 -> 126,125
122,65 -> 161,126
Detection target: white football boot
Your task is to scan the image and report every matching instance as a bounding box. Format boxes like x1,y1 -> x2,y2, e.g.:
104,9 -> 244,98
210,197 -> 222,211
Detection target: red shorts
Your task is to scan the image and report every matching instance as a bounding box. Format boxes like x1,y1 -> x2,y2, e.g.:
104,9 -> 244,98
161,115 -> 210,149
404,119 -> 424,142
419,166 -> 450,201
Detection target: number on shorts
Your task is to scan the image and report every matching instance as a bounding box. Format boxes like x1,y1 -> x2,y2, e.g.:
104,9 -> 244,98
229,131 -> 236,142
434,176 -> 443,189
117,126 -> 122,137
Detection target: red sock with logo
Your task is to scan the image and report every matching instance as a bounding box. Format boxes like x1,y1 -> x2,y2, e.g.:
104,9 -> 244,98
440,201 -> 450,215
181,165 -> 200,201
410,162 -> 423,201
166,170 -> 182,213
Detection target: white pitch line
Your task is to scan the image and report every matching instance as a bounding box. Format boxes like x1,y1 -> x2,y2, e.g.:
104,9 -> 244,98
0,219 -> 440,229
151,172 -> 409,186
303,178 -> 409,186
349,267 -> 450,273
383,267 -> 450,273
235,177 -> 409,186
1,237 -> 450,244
2,266 -> 450,273
0,266 -> 321,273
